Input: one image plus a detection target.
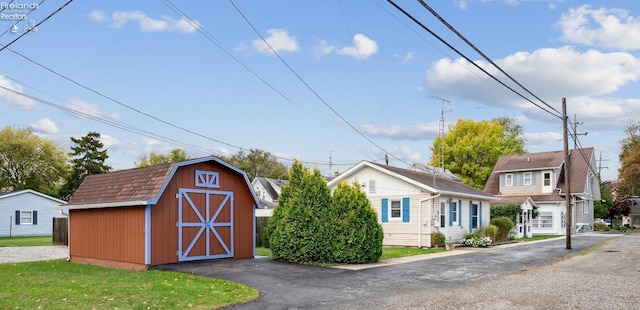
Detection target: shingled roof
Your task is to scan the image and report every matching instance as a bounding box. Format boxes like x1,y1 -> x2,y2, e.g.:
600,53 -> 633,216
483,147 -> 595,196
329,161 -> 497,200
67,163 -> 175,206
66,156 -> 258,209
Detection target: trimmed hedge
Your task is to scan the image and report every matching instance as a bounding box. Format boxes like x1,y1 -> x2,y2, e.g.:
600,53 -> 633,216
265,160 -> 383,264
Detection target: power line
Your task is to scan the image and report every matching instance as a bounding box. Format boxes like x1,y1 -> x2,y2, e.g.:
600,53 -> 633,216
0,0 -> 73,53
386,0 -> 562,119
227,0 -> 411,166
416,0 -> 562,117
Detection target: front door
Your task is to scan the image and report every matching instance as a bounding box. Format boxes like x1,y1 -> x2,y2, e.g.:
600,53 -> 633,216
178,188 -> 234,261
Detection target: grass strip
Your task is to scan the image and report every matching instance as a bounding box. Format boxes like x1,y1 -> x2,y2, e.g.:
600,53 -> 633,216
0,236 -> 52,247
0,259 -> 258,309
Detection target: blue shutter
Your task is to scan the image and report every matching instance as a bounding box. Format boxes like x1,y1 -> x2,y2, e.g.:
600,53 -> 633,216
15,210 -> 20,225
402,197 -> 410,222
449,200 -> 453,226
458,199 -> 462,225
33,211 -> 37,225
500,174 -> 505,186
381,198 -> 388,223
469,200 -> 473,231
519,173 -> 523,186
532,173 -> 537,185
479,202 -> 483,227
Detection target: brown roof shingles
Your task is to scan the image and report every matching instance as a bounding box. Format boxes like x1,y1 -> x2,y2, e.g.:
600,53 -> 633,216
483,147 -> 595,196
370,162 -> 495,199
67,163 -> 176,205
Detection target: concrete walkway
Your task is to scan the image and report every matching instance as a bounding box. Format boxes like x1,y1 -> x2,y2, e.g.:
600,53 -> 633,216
0,245 -> 68,264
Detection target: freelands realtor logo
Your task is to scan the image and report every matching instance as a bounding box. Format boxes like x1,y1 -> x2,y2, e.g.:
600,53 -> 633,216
0,2 -> 39,20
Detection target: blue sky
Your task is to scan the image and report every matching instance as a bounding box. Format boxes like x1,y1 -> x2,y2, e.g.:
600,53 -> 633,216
2,0 -> 639,182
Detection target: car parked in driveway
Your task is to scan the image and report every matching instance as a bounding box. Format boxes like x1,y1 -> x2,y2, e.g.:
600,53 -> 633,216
595,219 -> 611,226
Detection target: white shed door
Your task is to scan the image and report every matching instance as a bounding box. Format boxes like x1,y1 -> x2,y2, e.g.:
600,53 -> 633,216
178,188 -> 234,261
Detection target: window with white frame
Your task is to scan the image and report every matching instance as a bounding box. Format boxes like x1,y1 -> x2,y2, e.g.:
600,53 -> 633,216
543,172 -> 551,186
505,173 -> 513,186
452,200 -> 458,225
532,211 -> 553,228
390,200 -> 401,219
440,201 -> 446,228
369,180 -> 376,194
20,211 -> 33,225
523,172 -> 532,185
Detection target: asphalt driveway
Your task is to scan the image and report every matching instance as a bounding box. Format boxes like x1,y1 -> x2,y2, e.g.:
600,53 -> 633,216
154,233 -> 622,309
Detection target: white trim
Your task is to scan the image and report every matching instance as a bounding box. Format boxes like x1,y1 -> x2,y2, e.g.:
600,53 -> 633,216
0,189 -> 67,205
328,160 -> 499,201
61,200 -> 147,210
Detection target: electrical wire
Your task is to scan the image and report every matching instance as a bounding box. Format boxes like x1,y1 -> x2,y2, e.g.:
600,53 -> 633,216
416,0 -> 562,117
227,0 -> 411,167
0,0 -> 72,53
336,0 -> 408,163
386,0 -> 562,120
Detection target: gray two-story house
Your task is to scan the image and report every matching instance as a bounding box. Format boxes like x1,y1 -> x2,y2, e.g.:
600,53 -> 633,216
484,147 -> 600,236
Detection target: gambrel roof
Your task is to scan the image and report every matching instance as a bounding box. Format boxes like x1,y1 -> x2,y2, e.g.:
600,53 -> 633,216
65,156 -> 259,210
328,161 -> 498,201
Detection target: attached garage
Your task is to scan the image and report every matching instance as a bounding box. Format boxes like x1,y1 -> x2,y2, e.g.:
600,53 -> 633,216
64,156 -> 259,270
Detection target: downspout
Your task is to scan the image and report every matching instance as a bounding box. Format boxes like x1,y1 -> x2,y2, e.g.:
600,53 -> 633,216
418,193 -> 441,248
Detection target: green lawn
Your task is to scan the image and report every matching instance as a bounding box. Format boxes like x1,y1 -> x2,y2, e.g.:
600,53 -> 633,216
0,259 -> 258,310
519,234 -> 564,242
255,246 -> 445,261
0,236 -> 52,247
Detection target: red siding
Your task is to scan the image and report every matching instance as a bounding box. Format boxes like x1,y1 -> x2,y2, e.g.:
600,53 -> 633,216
69,207 -> 146,268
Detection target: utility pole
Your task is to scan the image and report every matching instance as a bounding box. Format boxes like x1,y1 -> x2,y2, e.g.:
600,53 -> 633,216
329,151 -> 333,177
597,151 -> 609,179
431,96 -> 452,172
571,114 -> 588,149
562,98 -> 572,249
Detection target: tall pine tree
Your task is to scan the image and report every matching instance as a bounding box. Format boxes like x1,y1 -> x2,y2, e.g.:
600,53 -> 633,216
60,132 -> 111,200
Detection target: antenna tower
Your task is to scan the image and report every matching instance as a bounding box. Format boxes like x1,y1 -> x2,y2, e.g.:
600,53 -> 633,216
431,96 -> 453,172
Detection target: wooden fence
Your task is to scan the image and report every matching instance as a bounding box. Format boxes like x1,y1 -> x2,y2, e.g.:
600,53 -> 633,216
255,216 -> 270,247
52,217 -> 68,245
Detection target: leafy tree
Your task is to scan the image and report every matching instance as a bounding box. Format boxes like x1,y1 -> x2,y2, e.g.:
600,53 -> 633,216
594,182 -> 614,219
617,120 -> 640,198
429,118 -> 526,189
220,148 -> 288,181
60,132 -> 111,200
0,126 -> 69,197
136,148 -> 190,167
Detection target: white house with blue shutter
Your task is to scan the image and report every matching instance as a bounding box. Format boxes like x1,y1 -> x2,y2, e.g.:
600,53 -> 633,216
0,189 -> 67,237
327,161 -> 498,247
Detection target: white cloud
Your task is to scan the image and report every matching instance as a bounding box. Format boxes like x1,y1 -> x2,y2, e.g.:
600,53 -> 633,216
367,144 -> 422,163
359,123 -> 439,141
558,5 -> 640,51
394,52 -> 414,63
311,38 -> 334,57
29,118 -> 58,134
425,46 -> 640,111
524,131 -> 563,148
455,1 -> 468,10
65,99 -> 120,119
90,10 -> 199,33
0,75 -> 37,109
336,34 -> 378,59
252,29 -> 300,55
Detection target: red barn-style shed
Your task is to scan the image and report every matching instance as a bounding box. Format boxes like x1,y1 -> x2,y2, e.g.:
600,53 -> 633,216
64,156 -> 259,270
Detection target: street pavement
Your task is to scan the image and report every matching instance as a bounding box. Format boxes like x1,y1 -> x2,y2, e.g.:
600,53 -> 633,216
155,233 -> 623,309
